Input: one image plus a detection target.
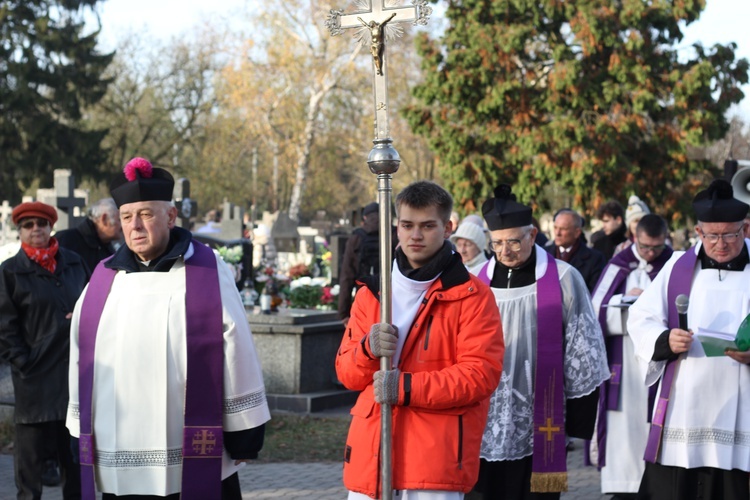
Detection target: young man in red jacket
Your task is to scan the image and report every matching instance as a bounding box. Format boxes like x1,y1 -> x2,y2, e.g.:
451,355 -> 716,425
336,180 -> 505,499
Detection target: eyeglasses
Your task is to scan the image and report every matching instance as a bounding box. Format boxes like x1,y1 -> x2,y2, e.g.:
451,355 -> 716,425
19,218 -> 50,230
697,226 -> 744,244
489,234 -> 528,252
636,241 -> 665,252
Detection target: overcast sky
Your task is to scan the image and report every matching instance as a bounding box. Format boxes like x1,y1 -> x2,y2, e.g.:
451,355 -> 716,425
91,0 -> 750,120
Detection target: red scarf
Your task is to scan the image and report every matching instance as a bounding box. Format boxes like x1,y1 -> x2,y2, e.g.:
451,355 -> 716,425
22,237 -> 59,274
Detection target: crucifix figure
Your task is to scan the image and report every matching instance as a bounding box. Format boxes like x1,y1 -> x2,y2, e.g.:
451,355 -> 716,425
326,0 -> 431,140
358,12 -> 396,76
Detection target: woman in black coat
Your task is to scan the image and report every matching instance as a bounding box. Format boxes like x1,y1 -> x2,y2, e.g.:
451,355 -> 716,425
0,202 -> 89,499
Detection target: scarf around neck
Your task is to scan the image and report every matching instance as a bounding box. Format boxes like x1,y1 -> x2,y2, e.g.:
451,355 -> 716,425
22,237 -> 59,274
395,240 -> 454,282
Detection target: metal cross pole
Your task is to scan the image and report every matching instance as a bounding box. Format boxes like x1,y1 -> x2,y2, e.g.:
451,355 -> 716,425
326,2 -> 431,498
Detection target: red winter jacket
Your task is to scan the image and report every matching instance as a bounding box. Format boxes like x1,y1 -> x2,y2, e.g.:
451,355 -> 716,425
335,255 -> 504,498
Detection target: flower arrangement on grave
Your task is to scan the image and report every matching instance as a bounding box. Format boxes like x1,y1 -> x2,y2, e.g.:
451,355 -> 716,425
217,245 -> 243,283
288,276 -> 339,310
319,249 -> 332,280
287,262 -> 312,280
253,261 -> 290,310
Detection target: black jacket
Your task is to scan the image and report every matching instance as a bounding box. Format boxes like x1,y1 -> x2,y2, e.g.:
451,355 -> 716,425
545,237 -> 606,293
55,218 -> 116,274
0,247 -> 89,423
590,224 -> 627,261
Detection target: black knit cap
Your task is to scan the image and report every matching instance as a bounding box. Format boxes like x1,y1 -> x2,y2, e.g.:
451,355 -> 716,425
110,157 -> 175,208
362,202 -> 379,216
482,184 -> 533,230
692,179 -> 749,223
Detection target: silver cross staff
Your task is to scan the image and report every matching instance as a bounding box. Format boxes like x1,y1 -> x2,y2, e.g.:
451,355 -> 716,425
326,2 -> 431,499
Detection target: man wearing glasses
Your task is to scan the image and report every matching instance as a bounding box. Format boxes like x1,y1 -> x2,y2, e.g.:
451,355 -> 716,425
589,214 -> 673,498
472,184 -> 610,499
628,179 -> 750,499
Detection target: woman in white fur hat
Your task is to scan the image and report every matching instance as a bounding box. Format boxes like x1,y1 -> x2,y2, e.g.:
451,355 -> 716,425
613,195 -> 650,255
449,220 -> 488,275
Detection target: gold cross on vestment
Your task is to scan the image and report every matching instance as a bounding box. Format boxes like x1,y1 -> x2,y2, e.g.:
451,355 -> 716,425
192,430 -> 217,455
539,417 -> 561,442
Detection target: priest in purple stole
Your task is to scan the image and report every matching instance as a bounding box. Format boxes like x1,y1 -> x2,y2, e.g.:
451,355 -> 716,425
627,179 -> 750,500
473,185 -> 610,500
66,158 -> 271,499
588,214 -> 672,497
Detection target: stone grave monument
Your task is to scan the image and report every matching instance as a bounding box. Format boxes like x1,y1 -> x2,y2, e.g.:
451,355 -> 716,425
247,308 -> 354,412
36,169 -> 87,231
173,177 -> 198,230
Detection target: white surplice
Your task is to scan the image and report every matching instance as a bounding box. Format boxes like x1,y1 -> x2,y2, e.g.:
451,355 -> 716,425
66,244 -> 271,496
627,242 -> 750,472
593,245 -> 653,493
476,248 -> 610,461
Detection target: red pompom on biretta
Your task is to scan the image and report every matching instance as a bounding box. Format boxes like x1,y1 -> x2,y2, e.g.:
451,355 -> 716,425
109,157 -> 174,208
123,157 -> 154,181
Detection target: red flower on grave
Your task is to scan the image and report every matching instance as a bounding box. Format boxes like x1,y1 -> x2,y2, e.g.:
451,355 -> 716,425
320,286 -> 335,305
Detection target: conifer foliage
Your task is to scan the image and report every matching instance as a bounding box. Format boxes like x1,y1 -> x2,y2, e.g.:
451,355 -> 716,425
404,0 -> 749,215
0,0 -> 113,202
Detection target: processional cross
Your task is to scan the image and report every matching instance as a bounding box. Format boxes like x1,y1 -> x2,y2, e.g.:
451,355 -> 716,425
326,2 -> 431,499
326,0 -> 431,142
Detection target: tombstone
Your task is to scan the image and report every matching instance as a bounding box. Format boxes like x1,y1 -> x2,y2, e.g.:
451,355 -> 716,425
247,309 -> 355,412
271,211 -> 300,253
0,199 -> 19,261
173,178 -> 198,230
309,210 -> 333,237
219,200 -> 244,241
36,169 -> 87,231
0,201 -> 15,247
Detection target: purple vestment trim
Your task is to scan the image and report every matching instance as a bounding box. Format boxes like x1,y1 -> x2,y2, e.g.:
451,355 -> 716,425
589,247 -> 673,468
477,260 -> 491,286
78,256 -> 115,500
590,259 -> 631,468
643,247 -> 697,463
77,242 -> 224,498
532,257 -> 566,484
479,256 -> 567,484
180,242 -> 224,499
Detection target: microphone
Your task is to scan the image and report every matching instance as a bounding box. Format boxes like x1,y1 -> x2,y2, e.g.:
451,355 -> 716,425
675,294 -> 689,331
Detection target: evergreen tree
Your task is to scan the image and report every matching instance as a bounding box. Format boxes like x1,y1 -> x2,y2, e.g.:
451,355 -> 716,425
0,0 -> 113,203
404,0 -> 748,218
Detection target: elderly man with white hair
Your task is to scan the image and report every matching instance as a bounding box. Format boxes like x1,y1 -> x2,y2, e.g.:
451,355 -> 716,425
56,197 -> 122,274
66,157 -> 270,499
628,179 -> 750,499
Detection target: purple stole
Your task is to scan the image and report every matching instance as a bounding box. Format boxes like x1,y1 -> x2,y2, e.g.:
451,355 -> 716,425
478,252 -> 567,492
78,241 -> 224,499
643,247 -> 697,463
590,246 -> 673,467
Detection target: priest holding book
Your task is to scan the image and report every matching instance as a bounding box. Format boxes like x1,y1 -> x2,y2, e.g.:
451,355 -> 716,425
627,179 -> 750,500
589,214 -> 673,497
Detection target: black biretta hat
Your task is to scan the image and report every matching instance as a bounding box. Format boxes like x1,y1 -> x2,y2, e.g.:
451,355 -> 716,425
482,184 -> 533,230
110,157 -> 175,208
692,179 -> 749,223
